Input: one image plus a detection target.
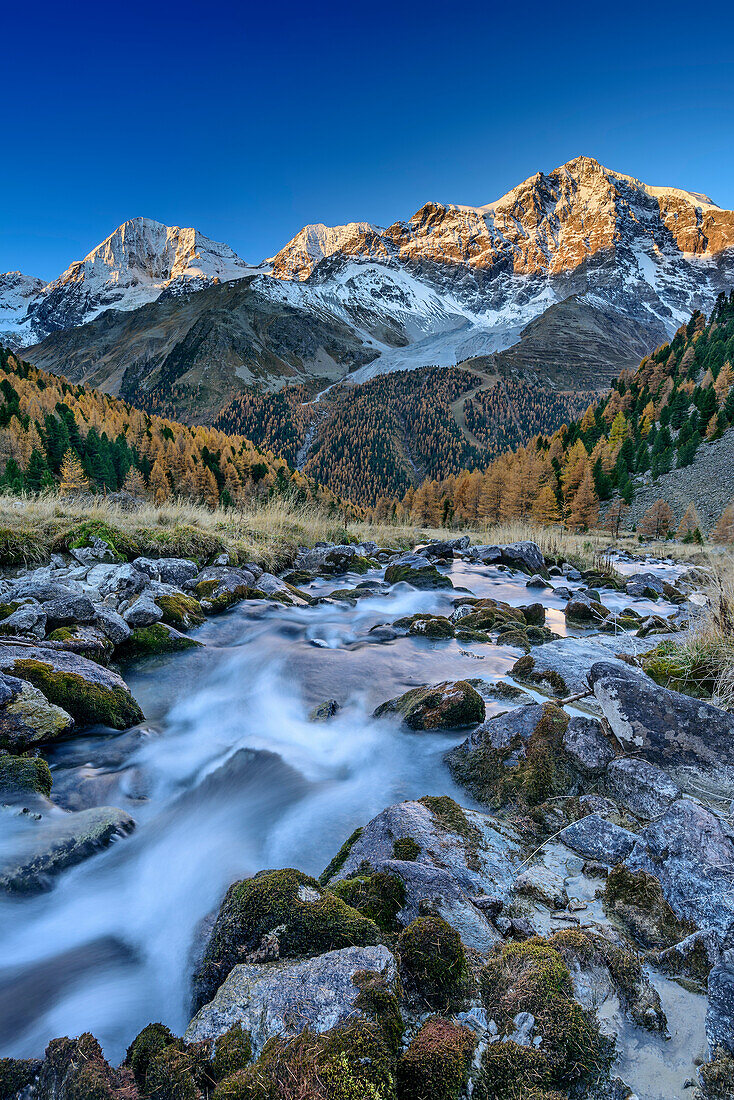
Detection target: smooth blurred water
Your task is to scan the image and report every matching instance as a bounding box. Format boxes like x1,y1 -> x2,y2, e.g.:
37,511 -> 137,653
0,559 -> 683,1062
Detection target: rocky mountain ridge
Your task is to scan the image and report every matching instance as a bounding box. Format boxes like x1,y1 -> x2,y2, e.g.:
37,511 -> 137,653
6,157 -> 734,413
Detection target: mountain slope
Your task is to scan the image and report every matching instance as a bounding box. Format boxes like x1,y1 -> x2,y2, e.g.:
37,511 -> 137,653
23,276 -> 377,422
1,217 -> 259,346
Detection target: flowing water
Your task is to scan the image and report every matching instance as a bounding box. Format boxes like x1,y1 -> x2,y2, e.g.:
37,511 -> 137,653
0,556 -> 700,1098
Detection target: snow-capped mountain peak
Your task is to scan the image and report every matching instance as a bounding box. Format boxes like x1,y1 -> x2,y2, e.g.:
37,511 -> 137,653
1,217 -> 259,347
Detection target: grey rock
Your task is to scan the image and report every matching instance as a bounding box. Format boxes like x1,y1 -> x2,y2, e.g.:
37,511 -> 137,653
296,544 -> 359,574
0,644 -> 143,730
69,537 -> 117,565
123,595 -> 163,628
93,605 -> 132,646
515,633 -> 672,697
4,580 -> 78,604
0,806 -> 135,892
192,565 -> 256,595
605,758 -> 680,818
0,604 -> 47,639
560,814 -> 638,863
563,716 -> 615,777
42,594 -> 97,627
417,536 -> 470,559
526,574 -> 550,589
707,960 -> 734,1054
132,557 -> 199,586
91,563 -> 148,603
328,799 -> 522,905
186,945 -> 397,1052
589,661 -> 734,769
625,799 -> 734,931
465,703 -> 548,751
0,673 -> 73,749
371,857 -> 501,951
499,541 -> 547,575
465,544 -> 503,564
626,572 -> 665,596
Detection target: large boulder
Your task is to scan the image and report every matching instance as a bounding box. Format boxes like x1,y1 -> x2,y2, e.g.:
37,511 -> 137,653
604,758 -> 680,819
186,945 -> 397,1052
373,680 -> 484,730
42,594 -> 97,628
707,957 -> 734,1055
498,541 -> 547,576
123,594 -> 164,628
624,799 -> 734,932
445,702 -> 575,807
0,806 -> 135,892
296,544 -> 362,574
324,797 -> 522,903
416,536 -> 470,559
192,868 -> 381,1011
510,633 -> 674,697
191,566 -> 257,613
589,661 -> 734,769
0,671 -> 73,750
0,644 -> 143,730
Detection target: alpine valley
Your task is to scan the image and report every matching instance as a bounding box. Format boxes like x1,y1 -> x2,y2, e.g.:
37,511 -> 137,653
3,155 -> 734,504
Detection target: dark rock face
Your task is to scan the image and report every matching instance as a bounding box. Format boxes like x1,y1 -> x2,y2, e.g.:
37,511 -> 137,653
564,597 -> 611,626
497,541 -> 546,576
589,661 -> 734,768
416,536 -> 470,559
42,594 -> 97,628
562,716 -> 615,778
373,680 -> 485,730
707,958 -> 734,1055
560,814 -> 638,863
605,758 -> 680,819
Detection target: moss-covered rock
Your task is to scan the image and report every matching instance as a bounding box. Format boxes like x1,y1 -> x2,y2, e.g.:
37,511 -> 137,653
331,872 -> 406,932
0,752 -> 52,798
156,592 -> 206,630
211,1023 -> 253,1082
0,674 -> 74,750
640,640 -> 717,698
699,1045 -> 734,1100
397,916 -> 469,1011
392,836 -> 420,861
446,702 -> 573,810
373,680 -> 485,731
118,622 -> 203,659
398,1016 -> 476,1100
213,1014 -> 398,1100
384,562 -> 453,589
126,1021 -> 179,1088
0,647 -> 143,730
479,938 -> 613,1096
511,654 -> 569,696
603,865 -> 695,949
0,1056 -> 42,1097
38,1032 -> 132,1100
405,615 -> 455,639
319,827 -> 364,885
193,868 -> 381,1011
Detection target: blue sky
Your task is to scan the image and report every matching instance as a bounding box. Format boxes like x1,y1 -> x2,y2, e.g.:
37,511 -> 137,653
2,0 -> 734,280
